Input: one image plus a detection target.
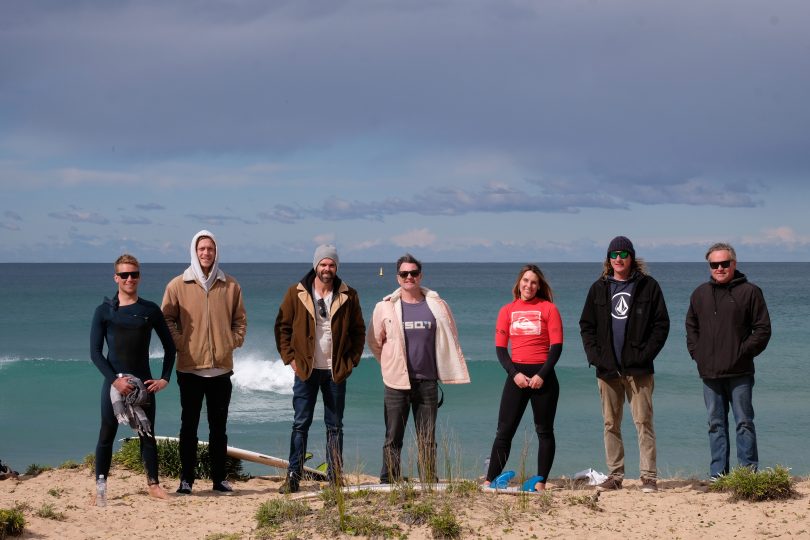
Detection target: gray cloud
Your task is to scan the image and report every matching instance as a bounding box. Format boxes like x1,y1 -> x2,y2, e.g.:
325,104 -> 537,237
257,205 -> 305,224
120,216 -> 152,225
1,222 -> 21,231
48,208 -> 109,224
135,203 -> 165,211
4,210 -> 23,221
186,214 -> 255,226
2,0 -> 808,187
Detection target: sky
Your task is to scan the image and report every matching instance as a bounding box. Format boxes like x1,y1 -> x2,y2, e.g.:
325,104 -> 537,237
2,0 -> 810,263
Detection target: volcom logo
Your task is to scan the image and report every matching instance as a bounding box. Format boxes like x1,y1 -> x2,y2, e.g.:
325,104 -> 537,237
612,292 -> 631,320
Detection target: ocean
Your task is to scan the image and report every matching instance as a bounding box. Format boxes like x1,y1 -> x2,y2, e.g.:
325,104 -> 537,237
1,262 -> 808,480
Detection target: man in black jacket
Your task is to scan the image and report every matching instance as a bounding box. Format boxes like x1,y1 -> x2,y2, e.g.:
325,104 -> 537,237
579,236 -> 670,493
686,243 -> 771,479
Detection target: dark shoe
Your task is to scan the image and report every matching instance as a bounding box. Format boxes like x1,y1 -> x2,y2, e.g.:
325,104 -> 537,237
595,476 -> 622,491
641,478 -> 658,493
176,479 -> 192,494
213,480 -> 234,494
278,478 -> 299,494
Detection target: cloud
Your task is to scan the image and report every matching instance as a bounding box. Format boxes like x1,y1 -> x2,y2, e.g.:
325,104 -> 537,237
313,233 -> 336,244
4,210 -> 23,221
391,228 -> 436,248
49,207 -> 109,224
1,222 -> 21,231
135,203 -> 165,211
257,205 -> 305,224
185,214 -> 255,226
120,216 -> 152,225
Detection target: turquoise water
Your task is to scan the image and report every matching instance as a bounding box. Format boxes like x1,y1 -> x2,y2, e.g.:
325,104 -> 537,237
1,262 -> 808,479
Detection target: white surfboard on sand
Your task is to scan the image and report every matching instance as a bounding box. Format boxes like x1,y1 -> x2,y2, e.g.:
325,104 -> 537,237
341,482 -> 454,493
143,436 -> 328,480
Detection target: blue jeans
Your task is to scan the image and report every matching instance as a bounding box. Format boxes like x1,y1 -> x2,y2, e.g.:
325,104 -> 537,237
288,369 -> 346,482
702,375 -> 757,477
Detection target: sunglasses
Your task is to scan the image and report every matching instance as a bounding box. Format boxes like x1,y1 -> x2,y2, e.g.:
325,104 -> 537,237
116,271 -> 140,280
397,270 -> 421,279
317,298 -> 328,318
709,260 -> 732,269
609,250 -> 630,260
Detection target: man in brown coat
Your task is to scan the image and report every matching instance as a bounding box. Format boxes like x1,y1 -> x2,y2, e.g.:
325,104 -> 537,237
274,244 -> 365,493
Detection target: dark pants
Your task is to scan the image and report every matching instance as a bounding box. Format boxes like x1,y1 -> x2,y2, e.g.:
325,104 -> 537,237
288,369 -> 346,482
177,370 -> 233,485
486,367 -> 559,482
380,379 -> 438,483
95,378 -> 158,483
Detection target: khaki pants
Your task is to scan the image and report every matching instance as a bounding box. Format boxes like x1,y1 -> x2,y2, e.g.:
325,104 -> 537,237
597,374 -> 657,480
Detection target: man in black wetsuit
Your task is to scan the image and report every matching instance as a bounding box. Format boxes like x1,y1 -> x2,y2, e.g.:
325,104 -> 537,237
90,253 -> 176,500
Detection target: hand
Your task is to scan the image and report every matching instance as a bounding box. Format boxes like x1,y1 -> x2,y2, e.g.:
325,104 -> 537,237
512,372 -> 529,389
528,375 -> 544,389
145,379 -> 168,393
290,360 -> 300,378
112,376 -> 134,396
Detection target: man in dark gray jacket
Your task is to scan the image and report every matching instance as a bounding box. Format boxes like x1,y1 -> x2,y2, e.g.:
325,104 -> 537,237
686,242 -> 771,479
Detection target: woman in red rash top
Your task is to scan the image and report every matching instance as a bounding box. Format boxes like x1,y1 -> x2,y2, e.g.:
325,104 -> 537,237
484,264 -> 563,491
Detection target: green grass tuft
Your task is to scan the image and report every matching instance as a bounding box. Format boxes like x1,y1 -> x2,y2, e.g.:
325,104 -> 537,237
339,513 -> 401,537
34,503 -> 66,521
255,499 -> 311,528
24,464 -> 51,477
112,438 -> 243,480
709,465 -> 796,501
428,505 -> 462,539
0,508 -> 26,538
401,500 -> 435,526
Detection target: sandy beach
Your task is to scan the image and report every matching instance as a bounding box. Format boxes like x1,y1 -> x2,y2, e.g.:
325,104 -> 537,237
2,466 -> 808,539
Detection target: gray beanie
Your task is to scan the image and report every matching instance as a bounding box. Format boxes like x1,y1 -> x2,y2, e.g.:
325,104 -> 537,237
313,244 -> 339,271
607,236 -> 635,258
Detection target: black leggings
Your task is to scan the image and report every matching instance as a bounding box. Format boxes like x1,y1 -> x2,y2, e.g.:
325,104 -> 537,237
486,366 -> 559,482
95,379 -> 159,483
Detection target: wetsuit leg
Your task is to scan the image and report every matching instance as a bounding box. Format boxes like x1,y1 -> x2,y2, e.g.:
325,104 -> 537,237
529,370 -> 559,480
486,375 -> 531,481
95,379 -> 118,478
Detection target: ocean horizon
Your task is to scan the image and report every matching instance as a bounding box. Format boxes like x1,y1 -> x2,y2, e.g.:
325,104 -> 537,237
1,262 -> 807,480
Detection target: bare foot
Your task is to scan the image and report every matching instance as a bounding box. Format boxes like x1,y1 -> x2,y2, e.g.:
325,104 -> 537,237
148,483 -> 169,500
534,482 -> 546,491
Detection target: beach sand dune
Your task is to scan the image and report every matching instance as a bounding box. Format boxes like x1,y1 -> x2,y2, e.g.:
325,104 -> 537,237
2,467 -> 808,539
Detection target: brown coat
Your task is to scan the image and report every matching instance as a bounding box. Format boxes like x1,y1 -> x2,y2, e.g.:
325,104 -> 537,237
161,269 -> 247,371
274,271 -> 365,384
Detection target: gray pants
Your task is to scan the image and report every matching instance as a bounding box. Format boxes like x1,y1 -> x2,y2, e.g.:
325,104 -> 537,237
380,380 -> 438,483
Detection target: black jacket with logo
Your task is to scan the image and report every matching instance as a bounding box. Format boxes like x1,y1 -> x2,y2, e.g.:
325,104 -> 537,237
579,274 -> 670,380
685,271 -> 771,379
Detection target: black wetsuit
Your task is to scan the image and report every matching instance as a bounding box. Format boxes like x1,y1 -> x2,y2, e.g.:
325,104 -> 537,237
90,294 -> 175,482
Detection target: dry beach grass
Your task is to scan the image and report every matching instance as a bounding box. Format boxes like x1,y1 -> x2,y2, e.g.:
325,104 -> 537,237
2,465 -> 809,540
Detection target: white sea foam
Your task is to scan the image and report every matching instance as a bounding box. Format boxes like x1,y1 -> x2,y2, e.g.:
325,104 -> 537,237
232,352 -> 295,394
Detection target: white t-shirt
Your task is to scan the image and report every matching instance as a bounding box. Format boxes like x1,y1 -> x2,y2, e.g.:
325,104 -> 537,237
312,289 -> 333,370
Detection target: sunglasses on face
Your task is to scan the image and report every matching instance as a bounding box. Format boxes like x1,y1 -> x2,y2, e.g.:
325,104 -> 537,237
116,271 -> 140,280
709,260 -> 732,269
609,250 -> 630,260
317,298 -> 328,318
397,270 -> 421,279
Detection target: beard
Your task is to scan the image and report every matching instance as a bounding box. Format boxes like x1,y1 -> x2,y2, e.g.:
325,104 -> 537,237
318,270 -> 335,284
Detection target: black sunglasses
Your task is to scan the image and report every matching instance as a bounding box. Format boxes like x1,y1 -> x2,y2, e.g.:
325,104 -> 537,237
317,298 -> 327,318
609,250 -> 630,260
116,271 -> 140,280
397,270 -> 421,279
709,260 -> 732,269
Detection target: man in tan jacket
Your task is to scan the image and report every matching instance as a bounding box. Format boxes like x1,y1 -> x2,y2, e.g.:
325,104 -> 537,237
162,230 -> 247,495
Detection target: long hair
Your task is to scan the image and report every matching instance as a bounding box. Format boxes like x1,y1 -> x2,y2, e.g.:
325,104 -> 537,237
600,256 -> 648,278
512,264 -> 553,302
